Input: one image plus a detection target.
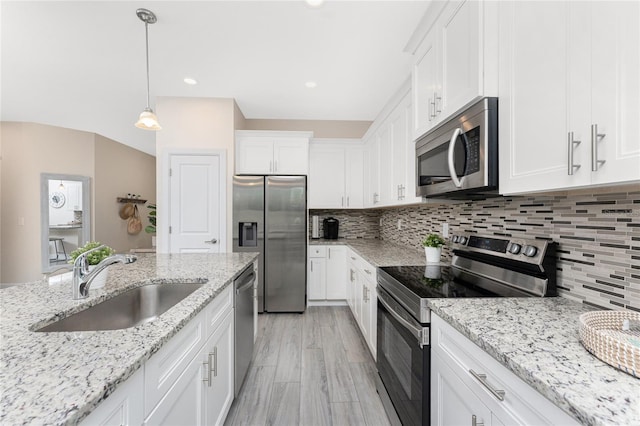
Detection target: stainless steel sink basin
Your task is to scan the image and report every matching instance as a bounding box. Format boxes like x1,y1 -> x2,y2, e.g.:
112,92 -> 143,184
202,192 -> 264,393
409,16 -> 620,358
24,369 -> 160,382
36,283 -> 206,332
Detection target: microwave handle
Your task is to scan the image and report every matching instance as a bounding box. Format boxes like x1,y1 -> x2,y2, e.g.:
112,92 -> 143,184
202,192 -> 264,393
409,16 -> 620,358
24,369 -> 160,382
448,127 -> 464,188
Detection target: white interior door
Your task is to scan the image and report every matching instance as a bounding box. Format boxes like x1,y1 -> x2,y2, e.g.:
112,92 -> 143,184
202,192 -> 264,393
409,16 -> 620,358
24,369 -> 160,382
169,154 -> 223,253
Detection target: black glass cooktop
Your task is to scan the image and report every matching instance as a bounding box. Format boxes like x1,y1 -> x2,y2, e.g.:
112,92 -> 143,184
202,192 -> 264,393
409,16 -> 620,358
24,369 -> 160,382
379,265 -> 503,299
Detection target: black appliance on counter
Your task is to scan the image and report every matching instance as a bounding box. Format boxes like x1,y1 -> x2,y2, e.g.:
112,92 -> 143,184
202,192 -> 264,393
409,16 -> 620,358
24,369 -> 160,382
323,217 -> 339,239
375,233 -> 557,426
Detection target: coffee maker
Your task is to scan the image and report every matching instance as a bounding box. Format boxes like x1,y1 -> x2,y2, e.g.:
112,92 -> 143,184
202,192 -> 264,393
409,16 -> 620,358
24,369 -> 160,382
323,217 -> 339,240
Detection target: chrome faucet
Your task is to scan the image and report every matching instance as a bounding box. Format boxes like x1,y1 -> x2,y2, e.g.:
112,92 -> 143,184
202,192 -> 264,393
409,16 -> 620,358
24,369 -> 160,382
72,245 -> 137,299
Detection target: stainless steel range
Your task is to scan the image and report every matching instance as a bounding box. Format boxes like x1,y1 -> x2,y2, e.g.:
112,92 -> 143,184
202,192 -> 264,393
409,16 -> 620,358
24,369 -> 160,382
375,233 -> 557,426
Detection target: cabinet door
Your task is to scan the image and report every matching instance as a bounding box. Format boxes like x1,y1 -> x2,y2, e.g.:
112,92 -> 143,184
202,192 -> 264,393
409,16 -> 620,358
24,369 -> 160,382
80,369 -> 144,426
204,311 -> 235,426
377,126 -> 394,206
431,352 -> 492,426
273,138 -> 309,175
325,246 -> 347,300
144,343 -> 207,426
439,0 -> 481,118
365,279 -> 377,360
498,1 -> 581,194
308,145 -> 346,208
346,261 -> 356,311
589,1 -> 640,185
308,257 -> 326,300
413,27 -> 439,140
360,275 -> 372,346
236,137 -> 274,175
345,148 -> 364,208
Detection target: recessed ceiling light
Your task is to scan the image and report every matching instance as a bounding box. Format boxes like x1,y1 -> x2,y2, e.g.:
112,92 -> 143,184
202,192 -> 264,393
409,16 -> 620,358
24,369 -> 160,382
305,81 -> 317,88
305,0 -> 324,8
184,77 -> 198,85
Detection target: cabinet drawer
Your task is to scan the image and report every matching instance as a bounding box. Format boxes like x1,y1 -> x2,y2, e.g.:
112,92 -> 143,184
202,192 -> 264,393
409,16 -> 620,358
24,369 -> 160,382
432,314 -> 578,425
205,285 -> 233,337
309,246 -> 327,258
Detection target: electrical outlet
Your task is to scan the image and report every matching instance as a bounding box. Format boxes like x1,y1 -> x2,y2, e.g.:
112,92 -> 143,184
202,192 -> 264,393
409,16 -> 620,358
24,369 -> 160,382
442,223 -> 449,238
397,219 -> 402,230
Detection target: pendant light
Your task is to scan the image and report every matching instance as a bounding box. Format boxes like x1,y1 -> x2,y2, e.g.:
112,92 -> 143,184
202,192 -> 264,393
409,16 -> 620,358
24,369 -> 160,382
135,8 -> 161,131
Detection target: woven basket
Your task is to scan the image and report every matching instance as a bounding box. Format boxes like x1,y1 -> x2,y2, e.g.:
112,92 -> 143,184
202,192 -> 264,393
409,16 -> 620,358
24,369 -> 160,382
579,310 -> 640,378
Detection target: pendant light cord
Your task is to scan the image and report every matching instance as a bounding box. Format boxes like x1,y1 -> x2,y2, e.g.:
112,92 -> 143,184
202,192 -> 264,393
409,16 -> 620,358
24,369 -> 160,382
145,22 -> 150,109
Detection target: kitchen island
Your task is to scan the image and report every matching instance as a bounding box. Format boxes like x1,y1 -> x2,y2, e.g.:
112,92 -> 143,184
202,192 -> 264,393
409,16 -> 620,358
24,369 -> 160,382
0,252 -> 258,425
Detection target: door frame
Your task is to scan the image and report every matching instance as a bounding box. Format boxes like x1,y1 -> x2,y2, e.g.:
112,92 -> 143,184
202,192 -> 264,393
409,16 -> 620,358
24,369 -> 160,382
158,149 -> 227,254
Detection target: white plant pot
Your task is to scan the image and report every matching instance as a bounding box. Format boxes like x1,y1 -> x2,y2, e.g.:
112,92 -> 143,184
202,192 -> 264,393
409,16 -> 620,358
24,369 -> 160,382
88,265 -> 108,289
424,247 -> 442,264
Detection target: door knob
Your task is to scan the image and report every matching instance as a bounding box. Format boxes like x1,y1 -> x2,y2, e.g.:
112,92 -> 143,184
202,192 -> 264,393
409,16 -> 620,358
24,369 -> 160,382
205,238 -> 218,244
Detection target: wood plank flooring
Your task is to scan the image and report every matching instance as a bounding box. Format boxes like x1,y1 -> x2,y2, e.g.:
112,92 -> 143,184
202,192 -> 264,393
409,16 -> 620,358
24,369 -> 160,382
224,306 -> 390,426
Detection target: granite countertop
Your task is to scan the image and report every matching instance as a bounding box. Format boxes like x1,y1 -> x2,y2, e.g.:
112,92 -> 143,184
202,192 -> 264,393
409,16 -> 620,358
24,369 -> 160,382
310,238 -> 427,266
0,252 -> 258,425
428,298 -> 640,426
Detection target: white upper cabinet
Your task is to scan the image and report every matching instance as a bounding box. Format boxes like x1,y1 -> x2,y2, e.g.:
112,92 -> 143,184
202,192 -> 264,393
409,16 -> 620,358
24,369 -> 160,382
411,0 -> 498,141
364,83 -> 422,208
499,1 -> 640,194
308,139 -> 364,209
235,131 -> 311,175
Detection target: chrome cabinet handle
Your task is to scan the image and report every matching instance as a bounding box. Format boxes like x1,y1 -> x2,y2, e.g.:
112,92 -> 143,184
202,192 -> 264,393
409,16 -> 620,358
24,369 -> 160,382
205,238 -> 218,244
429,97 -> 436,120
471,414 -> 484,426
310,260 -> 313,272
447,128 -> 464,188
328,248 -> 331,259
350,256 -> 356,260
269,160 -> 272,173
469,369 -> 505,401
203,352 -> 213,387
567,132 -> 581,175
347,196 -> 350,207
364,269 -> 372,275
362,285 -> 367,301
212,347 -> 218,377
591,124 -> 606,171
342,196 -> 344,207
434,93 -> 442,114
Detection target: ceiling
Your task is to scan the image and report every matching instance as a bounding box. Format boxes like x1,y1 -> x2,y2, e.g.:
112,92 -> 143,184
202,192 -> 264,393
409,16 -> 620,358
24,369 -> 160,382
1,1 -> 430,156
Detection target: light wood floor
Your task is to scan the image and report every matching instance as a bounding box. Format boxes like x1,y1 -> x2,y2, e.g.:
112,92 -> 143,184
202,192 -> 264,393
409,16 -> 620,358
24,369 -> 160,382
224,306 -> 391,426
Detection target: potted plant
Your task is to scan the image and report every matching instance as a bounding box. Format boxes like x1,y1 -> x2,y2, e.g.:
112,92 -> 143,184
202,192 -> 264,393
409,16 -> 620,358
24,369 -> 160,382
68,241 -> 115,289
422,234 -> 445,264
145,203 -> 156,247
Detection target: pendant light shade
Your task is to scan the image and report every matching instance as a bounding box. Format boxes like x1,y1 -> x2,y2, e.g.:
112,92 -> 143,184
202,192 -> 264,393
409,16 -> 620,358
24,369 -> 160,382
135,8 -> 161,131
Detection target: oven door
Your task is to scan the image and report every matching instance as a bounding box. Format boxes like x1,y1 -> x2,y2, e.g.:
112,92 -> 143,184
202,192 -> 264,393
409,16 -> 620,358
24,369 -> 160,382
377,286 -> 430,426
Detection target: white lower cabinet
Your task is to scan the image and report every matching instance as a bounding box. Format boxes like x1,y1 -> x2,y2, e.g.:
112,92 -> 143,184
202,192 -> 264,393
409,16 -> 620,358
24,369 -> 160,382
145,310 -> 234,426
308,245 -> 347,302
431,313 -> 579,426
346,248 -> 377,360
80,368 -> 144,425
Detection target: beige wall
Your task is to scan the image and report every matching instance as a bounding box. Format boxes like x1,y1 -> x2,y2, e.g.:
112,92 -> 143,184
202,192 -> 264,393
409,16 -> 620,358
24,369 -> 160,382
94,134 -> 156,253
155,97 -> 237,253
242,118 -> 372,138
0,122 -> 95,283
0,122 -> 156,284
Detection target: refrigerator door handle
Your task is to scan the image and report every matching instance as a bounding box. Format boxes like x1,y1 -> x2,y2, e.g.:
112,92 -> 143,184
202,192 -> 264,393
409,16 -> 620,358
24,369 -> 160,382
205,238 -> 218,244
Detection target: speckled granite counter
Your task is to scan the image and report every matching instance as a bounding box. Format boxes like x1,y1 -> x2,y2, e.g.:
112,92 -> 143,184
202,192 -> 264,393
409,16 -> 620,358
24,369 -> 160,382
310,238 -> 427,266
0,252 -> 258,425
428,298 -> 640,426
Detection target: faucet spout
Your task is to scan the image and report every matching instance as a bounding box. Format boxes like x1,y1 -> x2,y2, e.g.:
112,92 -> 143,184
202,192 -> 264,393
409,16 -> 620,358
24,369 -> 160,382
72,246 -> 137,299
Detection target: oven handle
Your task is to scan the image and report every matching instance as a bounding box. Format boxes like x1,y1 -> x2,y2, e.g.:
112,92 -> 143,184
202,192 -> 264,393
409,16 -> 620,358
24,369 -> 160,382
447,127 -> 464,188
377,287 -> 429,348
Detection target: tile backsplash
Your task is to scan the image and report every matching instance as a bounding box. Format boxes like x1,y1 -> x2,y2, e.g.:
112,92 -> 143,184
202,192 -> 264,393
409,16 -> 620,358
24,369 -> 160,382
310,187 -> 640,312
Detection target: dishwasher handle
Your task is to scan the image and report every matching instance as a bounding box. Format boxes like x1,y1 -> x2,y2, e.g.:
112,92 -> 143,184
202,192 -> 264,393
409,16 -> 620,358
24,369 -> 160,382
235,272 -> 255,294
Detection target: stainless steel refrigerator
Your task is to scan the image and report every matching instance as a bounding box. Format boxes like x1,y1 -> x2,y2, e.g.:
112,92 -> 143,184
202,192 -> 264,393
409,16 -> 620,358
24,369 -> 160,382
232,176 -> 307,313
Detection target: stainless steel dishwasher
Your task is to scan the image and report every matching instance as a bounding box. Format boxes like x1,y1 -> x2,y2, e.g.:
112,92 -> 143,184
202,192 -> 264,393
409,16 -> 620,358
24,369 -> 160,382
234,265 -> 255,396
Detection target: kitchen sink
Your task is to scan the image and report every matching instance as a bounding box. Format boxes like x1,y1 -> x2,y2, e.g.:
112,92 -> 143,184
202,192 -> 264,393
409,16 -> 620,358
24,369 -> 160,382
35,283 -> 206,332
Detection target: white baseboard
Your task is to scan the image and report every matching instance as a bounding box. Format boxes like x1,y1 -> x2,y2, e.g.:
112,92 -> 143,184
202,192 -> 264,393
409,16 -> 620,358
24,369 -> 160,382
307,300 -> 348,307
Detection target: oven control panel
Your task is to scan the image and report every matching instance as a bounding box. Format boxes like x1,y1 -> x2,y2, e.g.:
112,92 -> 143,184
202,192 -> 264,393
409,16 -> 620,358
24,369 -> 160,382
450,233 -> 548,265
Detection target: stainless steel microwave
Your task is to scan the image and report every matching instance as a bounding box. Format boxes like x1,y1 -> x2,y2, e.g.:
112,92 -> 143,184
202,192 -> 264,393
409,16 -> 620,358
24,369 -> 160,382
416,97 -> 498,198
